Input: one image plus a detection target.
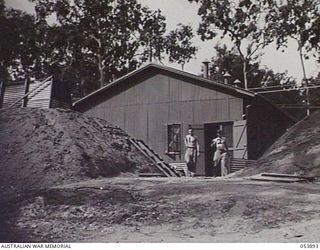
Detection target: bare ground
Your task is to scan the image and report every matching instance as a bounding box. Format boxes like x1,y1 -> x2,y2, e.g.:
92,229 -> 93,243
1,177 -> 320,243
1,108 -> 320,243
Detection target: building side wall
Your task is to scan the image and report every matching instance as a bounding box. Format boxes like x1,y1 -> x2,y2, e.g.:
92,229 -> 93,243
27,80 -> 52,108
1,77 -> 72,109
1,84 -> 25,108
83,71 -> 244,163
246,95 -> 295,160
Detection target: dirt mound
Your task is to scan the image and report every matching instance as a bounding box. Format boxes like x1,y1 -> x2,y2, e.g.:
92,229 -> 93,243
239,111 -> 320,177
0,108 -> 160,194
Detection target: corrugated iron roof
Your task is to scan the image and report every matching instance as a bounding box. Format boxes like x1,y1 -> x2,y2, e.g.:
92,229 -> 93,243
73,63 -> 255,107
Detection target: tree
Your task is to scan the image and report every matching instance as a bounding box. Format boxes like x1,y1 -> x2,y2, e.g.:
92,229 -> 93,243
139,9 -> 167,63
0,0 -> 38,81
208,43 -> 306,118
265,0 -> 320,85
165,24 -> 198,70
263,0 -> 320,116
30,0 -> 150,87
208,44 -> 296,88
29,0 -> 197,94
189,0 -> 274,89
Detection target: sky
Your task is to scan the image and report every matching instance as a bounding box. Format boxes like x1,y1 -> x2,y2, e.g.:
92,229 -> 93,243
5,0 -> 320,82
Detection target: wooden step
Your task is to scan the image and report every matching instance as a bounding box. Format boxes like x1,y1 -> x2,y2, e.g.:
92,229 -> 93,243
139,173 -> 165,178
169,163 -> 188,176
136,139 -> 178,176
261,173 -> 316,181
229,157 -> 256,174
249,175 -> 308,183
129,138 -> 179,177
231,167 -> 244,170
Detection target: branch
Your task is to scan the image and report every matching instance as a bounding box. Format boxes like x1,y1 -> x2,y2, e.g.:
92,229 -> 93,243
63,40 -> 74,72
133,52 -> 148,57
246,40 -> 265,60
89,34 -> 102,48
290,35 -> 301,48
235,41 -> 245,61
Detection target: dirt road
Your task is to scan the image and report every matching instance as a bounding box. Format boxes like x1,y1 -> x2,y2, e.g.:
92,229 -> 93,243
1,177 -> 320,243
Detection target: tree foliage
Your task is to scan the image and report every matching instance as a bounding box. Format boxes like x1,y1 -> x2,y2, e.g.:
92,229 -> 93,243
166,24 -> 198,70
28,0 -> 197,97
208,43 -> 307,119
209,44 -> 296,88
0,0 -> 38,80
264,0 -> 320,86
1,0 -> 196,99
189,0 -> 274,89
265,0 -> 320,54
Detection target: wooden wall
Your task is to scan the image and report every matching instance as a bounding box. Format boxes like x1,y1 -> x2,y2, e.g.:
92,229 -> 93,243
1,77 -> 72,109
27,80 -> 52,108
82,69 -> 245,163
246,95 -> 296,160
1,79 -> 52,108
1,82 -> 25,108
50,77 -> 72,109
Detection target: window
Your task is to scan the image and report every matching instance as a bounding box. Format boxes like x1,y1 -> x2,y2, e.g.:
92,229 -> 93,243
167,124 -> 181,154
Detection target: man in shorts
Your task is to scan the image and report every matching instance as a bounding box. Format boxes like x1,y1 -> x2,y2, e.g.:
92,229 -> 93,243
211,129 -> 229,176
184,128 -> 200,177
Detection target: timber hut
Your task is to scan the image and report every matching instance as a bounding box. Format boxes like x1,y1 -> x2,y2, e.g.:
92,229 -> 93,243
0,76 -> 72,109
73,63 -> 296,176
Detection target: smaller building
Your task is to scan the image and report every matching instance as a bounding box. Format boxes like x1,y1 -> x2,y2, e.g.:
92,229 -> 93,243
0,76 -> 72,109
74,63 -> 297,176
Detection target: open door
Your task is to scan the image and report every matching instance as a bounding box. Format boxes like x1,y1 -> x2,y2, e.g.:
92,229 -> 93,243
204,122 -> 233,176
204,123 -> 220,176
189,124 -> 205,176
233,120 -> 248,159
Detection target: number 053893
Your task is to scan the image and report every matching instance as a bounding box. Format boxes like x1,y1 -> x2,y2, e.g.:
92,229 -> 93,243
300,244 -> 319,248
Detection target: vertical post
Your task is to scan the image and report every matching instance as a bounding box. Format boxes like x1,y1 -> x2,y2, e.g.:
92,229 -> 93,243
0,79 -> 5,109
305,85 -> 310,116
48,75 -> 54,108
202,59 -> 210,78
149,37 -> 153,63
298,41 -> 310,116
22,77 -> 30,107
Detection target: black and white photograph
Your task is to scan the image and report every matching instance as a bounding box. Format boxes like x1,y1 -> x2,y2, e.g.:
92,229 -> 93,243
0,0 -> 320,245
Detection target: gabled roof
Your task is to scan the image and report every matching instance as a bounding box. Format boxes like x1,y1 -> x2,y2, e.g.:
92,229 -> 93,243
73,63 -> 255,108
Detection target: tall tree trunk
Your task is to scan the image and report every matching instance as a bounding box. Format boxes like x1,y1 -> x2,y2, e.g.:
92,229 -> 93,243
80,77 -> 86,96
243,59 -> 248,89
98,53 -> 105,88
236,43 -> 248,89
90,34 -> 105,88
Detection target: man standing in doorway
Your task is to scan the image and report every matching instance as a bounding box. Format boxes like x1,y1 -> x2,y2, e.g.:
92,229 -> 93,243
211,129 -> 229,176
184,128 -> 200,177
